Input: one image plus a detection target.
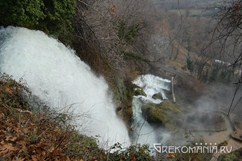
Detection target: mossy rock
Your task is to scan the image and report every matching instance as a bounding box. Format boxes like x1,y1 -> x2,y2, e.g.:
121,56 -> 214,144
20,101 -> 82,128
134,88 -> 147,97
158,101 -> 181,113
152,93 -> 163,100
141,101 -> 181,129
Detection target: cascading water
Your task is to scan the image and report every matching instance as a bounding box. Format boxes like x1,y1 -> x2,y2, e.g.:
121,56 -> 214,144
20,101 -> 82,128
131,74 -> 171,147
0,27 -> 130,149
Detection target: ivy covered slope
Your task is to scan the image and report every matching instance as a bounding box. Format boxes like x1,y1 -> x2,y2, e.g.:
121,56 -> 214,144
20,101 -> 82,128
0,0 -> 76,44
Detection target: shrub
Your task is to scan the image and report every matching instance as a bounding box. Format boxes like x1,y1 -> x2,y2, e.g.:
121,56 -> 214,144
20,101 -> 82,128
0,74 -> 30,110
0,0 -> 45,28
0,75 -> 106,160
117,21 -> 143,44
109,144 -> 153,161
0,0 -> 77,45
186,55 -> 194,72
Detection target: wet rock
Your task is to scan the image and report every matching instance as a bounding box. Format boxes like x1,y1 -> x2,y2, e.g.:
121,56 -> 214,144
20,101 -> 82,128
152,93 -> 163,100
141,101 -> 181,129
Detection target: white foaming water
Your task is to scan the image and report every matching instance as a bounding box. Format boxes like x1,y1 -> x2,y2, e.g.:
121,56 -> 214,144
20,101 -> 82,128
133,74 -> 171,104
131,97 -> 158,145
0,27 -> 130,149
131,74 -> 171,146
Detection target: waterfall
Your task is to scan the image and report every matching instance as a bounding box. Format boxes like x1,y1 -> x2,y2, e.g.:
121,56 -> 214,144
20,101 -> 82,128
0,27 -> 130,149
131,74 -> 171,147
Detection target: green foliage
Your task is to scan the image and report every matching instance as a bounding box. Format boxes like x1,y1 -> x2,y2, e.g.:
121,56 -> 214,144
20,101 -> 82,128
0,0 -> 77,45
142,102 -> 181,129
0,0 -> 45,28
41,0 -> 77,44
186,56 -> 194,72
117,21 -> 143,44
220,154 -> 238,161
174,148 -> 213,161
134,88 -> 147,97
109,143 -> 153,161
65,132 -> 106,160
218,69 -> 233,83
123,51 -> 149,62
209,67 -> 219,82
28,131 -> 39,144
218,147 -> 242,161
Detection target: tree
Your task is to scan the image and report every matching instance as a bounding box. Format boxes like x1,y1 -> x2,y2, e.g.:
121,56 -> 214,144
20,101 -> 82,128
215,0 -> 242,71
75,0 -> 151,74
41,0 -> 76,42
215,0 -> 242,116
0,0 -> 45,28
0,0 -> 77,45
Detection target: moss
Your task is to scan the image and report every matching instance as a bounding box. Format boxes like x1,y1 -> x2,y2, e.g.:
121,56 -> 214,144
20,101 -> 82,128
152,93 -> 163,100
142,101 -> 181,129
112,80 -> 135,128
134,88 -> 147,97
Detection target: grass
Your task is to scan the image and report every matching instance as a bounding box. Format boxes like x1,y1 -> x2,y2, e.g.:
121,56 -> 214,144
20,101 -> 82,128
218,148 -> 242,161
0,75 -> 106,160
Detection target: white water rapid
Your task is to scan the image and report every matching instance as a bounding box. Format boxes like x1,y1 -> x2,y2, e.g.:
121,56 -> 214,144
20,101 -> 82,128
0,27 -> 130,149
131,74 -> 171,147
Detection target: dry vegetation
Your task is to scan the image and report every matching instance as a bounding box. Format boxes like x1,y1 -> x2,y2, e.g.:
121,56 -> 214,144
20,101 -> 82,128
1,0 -> 242,160
0,75 -> 213,161
72,0 -> 156,129
0,75 -> 155,161
73,0 -> 159,81
0,75 -> 107,160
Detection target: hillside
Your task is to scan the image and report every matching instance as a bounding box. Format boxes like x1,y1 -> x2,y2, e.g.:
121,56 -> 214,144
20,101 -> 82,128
0,0 -> 242,161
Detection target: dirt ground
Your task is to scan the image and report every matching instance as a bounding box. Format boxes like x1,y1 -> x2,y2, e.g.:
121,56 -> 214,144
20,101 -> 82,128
194,115 -> 242,161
